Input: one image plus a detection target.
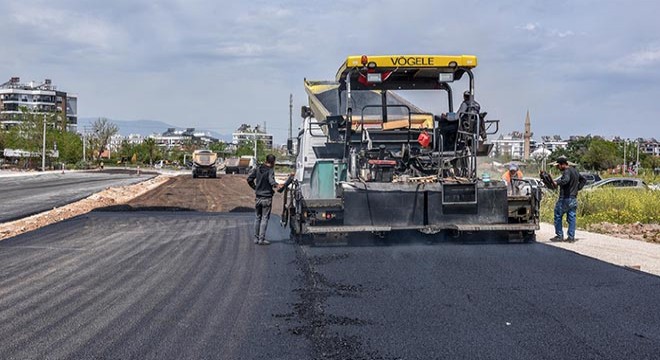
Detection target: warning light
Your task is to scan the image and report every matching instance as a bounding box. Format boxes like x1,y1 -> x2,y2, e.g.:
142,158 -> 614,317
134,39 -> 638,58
361,55 -> 368,66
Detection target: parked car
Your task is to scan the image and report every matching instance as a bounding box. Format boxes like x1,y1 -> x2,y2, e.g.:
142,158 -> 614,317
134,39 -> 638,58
579,172 -> 602,185
584,177 -> 649,190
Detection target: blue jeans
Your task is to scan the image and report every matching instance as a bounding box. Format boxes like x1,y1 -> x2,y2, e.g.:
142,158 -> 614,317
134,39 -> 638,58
554,197 -> 577,239
255,197 -> 273,242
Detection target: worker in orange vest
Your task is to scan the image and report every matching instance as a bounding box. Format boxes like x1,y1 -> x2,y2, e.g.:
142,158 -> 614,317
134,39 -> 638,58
502,163 -> 523,195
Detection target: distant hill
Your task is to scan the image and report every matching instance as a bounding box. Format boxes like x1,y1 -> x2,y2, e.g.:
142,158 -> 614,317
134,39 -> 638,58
77,117 -> 232,142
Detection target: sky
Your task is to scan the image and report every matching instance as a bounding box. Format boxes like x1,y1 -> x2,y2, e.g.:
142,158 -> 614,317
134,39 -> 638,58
2,0 -> 659,144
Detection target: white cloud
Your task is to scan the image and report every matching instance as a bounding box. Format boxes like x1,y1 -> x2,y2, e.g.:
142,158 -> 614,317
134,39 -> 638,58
10,6 -> 123,51
551,30 -> 574,38
214,43 -> 266,58
236,5 -> 293,24
608,46 -> 660,72
627,47 -> 660,66
516,22 -> 540,32
516,22 -> 574,39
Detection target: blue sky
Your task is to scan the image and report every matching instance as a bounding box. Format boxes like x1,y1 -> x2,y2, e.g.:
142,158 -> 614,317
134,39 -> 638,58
2,0 -> 659,143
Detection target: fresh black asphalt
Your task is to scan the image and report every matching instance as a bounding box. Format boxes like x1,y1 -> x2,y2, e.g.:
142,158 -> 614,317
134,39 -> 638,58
0,211 -> 659,359
0,171 -> 154,222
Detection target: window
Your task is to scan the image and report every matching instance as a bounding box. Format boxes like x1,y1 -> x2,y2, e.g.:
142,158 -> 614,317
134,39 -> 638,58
621,180 -> 636,187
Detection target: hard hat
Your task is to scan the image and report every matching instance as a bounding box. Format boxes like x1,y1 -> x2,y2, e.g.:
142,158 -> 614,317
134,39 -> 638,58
509,164 -> 518,170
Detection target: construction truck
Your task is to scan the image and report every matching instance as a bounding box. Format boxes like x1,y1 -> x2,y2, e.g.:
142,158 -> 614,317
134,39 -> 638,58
281,54 -> 540,242
191,150 -> 218,178
224,155 -> 256,174
224,157 -> 241,174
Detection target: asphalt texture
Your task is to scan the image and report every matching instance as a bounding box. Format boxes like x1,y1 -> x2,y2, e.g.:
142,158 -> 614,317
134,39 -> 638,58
0,171 -> 154,222
0,211 -> 305,360
1,211 -> 659,359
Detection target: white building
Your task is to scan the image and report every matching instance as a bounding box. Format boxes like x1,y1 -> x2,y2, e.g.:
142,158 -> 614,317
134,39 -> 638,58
0,77 -> 77,132
107,133 -> 145,154
639,138 -> 660,156
232,124 -> 273,149
150,128 -> 219,150
538,135 -> 569,153
491,132 -> 536,159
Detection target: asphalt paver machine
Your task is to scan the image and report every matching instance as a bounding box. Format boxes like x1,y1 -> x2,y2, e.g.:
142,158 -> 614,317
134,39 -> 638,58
282,55 -> 540,242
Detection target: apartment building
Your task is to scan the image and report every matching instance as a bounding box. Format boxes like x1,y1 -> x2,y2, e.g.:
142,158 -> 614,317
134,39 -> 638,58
151,128 -> 218,150
0,77 -> 78,131
232,124 -> 273,149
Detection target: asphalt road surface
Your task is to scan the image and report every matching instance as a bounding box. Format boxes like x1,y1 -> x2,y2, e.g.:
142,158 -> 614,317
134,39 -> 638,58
1,175 -> 659,359
1,210 -> 659,359
0,171 -> 154,222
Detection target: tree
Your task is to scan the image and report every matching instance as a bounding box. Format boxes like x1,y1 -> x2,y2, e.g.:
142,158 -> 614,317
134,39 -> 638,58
209,141 -> 227,154
0,129 -> 6,151
564,136 -> 592,164
236,139 -> 267,161
11,107 -> 47,154
141,138 -> 160,165
582,139 -> 619,171
90,118 -> 119,160
2,108 -> 61,168
548,147 -> 570,163
642,155 -> 660,171
51,128 -> 82,164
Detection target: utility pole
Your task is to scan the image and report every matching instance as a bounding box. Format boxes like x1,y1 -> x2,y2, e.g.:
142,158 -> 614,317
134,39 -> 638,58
82,129 -> 86,163
253,132 -> 258,160
623,139 -> 627,174
289,93 -> 293,142
636,141 -> 640,173
42,114 -> 47,171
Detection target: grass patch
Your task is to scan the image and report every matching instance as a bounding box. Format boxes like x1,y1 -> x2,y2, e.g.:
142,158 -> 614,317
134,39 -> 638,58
540,189 -> 660,227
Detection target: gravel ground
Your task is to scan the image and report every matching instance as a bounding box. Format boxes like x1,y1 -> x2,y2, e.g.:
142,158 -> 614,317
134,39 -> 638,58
537,223 -> 660,276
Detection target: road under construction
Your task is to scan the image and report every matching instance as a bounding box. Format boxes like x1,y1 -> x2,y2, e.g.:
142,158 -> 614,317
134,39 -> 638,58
0,174 -> 658,359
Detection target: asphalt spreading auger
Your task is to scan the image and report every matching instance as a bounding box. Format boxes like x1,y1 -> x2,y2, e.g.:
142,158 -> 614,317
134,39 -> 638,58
281,55 -> 541,242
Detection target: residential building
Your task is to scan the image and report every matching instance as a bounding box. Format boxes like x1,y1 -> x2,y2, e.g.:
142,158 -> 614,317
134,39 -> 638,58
150,128 -> 219,150
232,124 -> 273,149
107,133 -> 145,154
491,131 -> 536,159
539,135 -> 569,153
0,77 -> 77,132
637,138 -> 660,156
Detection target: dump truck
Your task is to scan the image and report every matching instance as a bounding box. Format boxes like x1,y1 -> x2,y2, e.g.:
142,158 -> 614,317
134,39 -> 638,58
224,157 -> 240,174
191,150 -> 218,178
238,156 -> 256,174
224,155 -> 255,174
281,54 -> 540,242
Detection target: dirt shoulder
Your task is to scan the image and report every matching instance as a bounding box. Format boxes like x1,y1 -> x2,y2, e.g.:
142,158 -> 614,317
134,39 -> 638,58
586,222 -> 660,243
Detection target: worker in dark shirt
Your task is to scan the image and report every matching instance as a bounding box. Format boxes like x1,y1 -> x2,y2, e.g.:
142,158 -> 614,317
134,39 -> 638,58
247,154 -> 281,245
551,156 -> 586,242
457,90 -> 480,118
